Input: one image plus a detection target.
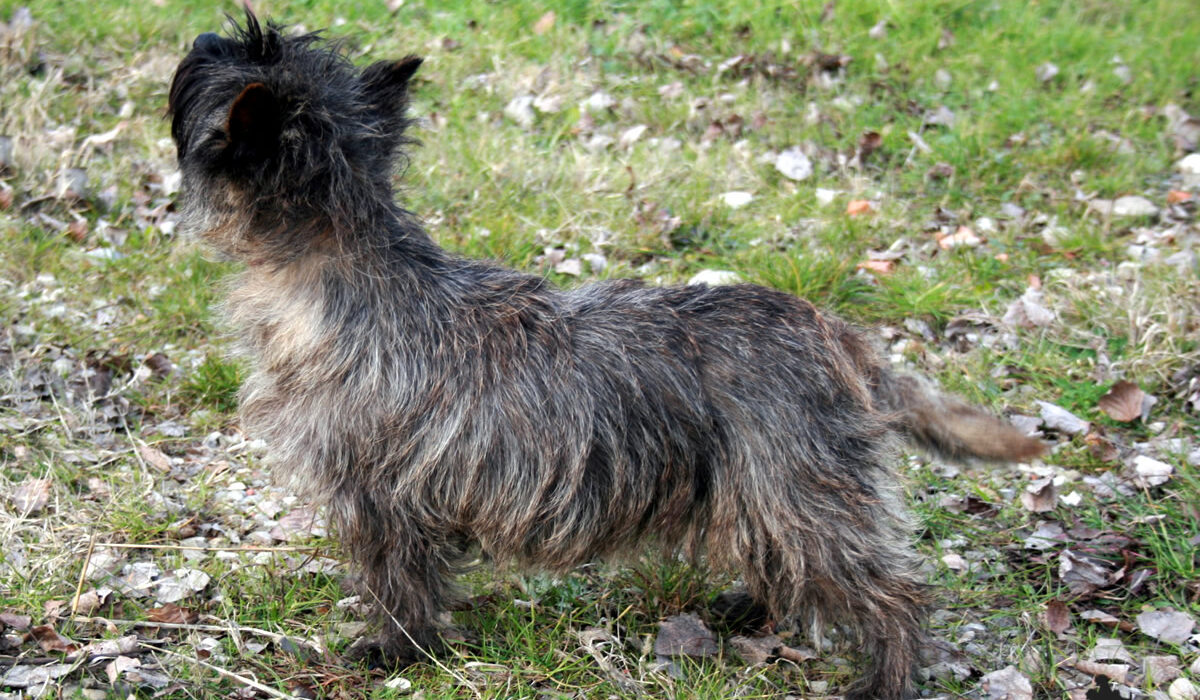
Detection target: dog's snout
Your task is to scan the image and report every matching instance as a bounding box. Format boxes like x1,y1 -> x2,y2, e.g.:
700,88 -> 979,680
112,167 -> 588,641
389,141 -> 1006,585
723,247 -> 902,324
193,32 -> 223,54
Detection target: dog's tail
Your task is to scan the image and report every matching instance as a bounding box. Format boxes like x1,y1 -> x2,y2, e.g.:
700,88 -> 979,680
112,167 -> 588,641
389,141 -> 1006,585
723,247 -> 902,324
873,369 -> 1045,462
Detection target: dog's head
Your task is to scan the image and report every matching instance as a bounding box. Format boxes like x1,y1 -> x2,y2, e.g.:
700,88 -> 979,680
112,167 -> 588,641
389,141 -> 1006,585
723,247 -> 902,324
167,10 -> 422,258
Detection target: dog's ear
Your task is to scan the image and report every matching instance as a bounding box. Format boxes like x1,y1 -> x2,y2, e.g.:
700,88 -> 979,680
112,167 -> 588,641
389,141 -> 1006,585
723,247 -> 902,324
363,56 -> 422,112
225,82 -> 282,163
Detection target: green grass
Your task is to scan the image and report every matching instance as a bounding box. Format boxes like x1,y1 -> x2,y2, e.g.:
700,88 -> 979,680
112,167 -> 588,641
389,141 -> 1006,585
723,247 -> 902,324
1,0 -> 1198,697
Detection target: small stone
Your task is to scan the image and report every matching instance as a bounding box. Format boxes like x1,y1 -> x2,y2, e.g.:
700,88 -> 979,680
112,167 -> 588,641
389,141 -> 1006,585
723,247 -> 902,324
1111,195 -> 1158,218
1169,678 -> 1198,700
1177,153 -> 1200,175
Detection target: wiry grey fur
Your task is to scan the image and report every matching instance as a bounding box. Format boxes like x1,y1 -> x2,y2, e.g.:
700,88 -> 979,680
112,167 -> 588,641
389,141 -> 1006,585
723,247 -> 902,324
168,12 -> 1044,699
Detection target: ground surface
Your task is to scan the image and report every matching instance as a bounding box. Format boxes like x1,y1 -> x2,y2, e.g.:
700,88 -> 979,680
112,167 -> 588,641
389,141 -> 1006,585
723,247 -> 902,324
0,1 -> 1198,698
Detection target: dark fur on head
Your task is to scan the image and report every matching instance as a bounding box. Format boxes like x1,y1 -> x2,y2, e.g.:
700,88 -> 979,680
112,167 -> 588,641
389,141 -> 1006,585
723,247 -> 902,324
169,12 -> 1044,700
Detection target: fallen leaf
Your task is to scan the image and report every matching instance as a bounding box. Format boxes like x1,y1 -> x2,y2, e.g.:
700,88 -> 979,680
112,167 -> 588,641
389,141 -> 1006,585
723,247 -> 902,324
937,225 -> 982,249
858,130 -> 883,163
981,665 -> 1033,699
30,625 -> 79,654
926,162 -> 954,179
11,478 -> 51,514
1130,455 -> 1174,488
147,603 -> 198,624
1020,477 -> 1057,513
1144,656 -> 1183,685
857,259 -> 894,274
1044,599 -> 1071,634
729,634 -> 781,664
1059,549 -> 1115,596
1090,637 -> 1136,664
1080,610 -> 1121,628
846,199 -> 874,217
0,664 -> 75,689
1024,521 -> 1065,551
71,589 -> 106,615
1036,401 -> 1090,436
776,645 -> 816,663
1072,659 -> 1129,683
106,655 -> 141,684
654,613 -> 719,658
137,444 -> 172,473
1136,609 -> 1195,645
1097,380 -> 1151,422
532,11 -> 555,35
1003,288 -> 1055,329
1167,190 -> 1193,204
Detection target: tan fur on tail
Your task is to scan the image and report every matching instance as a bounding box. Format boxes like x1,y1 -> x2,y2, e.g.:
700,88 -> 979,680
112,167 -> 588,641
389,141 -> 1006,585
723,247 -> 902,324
876,372 -> 1045,462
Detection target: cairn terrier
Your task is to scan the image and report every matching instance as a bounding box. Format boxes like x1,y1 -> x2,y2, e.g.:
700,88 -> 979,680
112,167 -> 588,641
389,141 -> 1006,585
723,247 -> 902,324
168,13 -> 1043,699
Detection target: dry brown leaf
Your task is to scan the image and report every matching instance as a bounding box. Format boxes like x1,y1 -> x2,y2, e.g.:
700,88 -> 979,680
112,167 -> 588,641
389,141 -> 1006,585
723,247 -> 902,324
858,130 -> 883,163
857,259 -> 894,274
532,11 -> 555,35
147,603 -> 198,624
1072,659 -> 1129,683
776,645 -> 816,663
137,444 -> 172,473
937,225 -> 982,249
846,199 -> 874,217
729,634 -> 781,665
1020,477 -> 1058,513
1044,599 -> 1072,634
71,589 -> 106,615
654,613 -> 719,658
1059,550 -> 1115,597
30,624 -> 79,654
11,478 -> 51,514
1167,190 -> 1193,204
66,219 -> 89,243
1097,380 -> 1150,422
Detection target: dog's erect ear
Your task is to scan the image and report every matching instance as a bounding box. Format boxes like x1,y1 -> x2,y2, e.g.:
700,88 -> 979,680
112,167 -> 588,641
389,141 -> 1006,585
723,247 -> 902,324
225,82 -> 282,162
362,56 -> 423,111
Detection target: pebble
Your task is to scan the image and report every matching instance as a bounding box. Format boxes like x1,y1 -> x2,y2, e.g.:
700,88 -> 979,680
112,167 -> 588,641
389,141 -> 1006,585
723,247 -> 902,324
1112,195 -> 1158,217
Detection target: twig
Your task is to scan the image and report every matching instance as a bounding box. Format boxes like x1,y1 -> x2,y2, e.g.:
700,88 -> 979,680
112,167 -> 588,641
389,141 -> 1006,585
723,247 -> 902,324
72,617 -> 301,645
71,533 -> 97,617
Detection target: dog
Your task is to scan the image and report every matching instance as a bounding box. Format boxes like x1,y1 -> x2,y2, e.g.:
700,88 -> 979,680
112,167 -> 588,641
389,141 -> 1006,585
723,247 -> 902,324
168,12 -> 1043,698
